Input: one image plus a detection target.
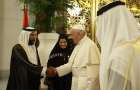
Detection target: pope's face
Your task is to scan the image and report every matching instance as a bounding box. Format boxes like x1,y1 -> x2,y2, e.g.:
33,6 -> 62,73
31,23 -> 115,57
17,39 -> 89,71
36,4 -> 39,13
71,30 -> 80,44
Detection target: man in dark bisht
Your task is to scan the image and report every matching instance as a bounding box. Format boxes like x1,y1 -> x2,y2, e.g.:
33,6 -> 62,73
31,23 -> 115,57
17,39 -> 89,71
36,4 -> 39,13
45,34 -> 74,90
6,27 -> 43,90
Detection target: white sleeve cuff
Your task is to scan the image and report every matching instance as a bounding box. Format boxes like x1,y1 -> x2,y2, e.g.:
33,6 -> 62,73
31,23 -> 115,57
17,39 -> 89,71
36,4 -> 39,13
56,63 -> 72,77
41,66 -> 47,77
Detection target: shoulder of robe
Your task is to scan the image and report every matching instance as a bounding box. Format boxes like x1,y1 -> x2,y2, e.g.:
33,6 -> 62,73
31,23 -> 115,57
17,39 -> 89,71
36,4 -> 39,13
111,43 -> 135,59
86,37 -> 96,47
89,39 -> 99,50
12,44 -> 28,59
13,44 -> 23,51
116,43 -> 134,53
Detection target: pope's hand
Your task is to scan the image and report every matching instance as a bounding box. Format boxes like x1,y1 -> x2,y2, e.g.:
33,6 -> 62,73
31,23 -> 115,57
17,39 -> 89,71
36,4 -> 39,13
46,67 -> 57,77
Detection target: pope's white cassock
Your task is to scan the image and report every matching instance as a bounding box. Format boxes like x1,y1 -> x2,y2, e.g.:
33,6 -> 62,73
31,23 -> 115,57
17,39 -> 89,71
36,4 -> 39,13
96,1 -> 140,90
56,25 -> 100,90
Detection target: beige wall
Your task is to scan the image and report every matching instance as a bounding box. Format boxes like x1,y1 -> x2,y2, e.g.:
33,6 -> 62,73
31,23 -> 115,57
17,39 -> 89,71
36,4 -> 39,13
0,0 -> 4,71
0,0 -> 21,71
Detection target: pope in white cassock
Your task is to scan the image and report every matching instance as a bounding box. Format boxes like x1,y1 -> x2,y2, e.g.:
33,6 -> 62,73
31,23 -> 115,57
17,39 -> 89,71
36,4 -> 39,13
96,1 -> 140,90
46,24 -> 100,90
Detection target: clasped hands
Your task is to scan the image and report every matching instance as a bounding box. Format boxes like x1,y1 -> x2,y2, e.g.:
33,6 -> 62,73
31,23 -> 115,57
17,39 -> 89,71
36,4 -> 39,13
46,67 -> 58,77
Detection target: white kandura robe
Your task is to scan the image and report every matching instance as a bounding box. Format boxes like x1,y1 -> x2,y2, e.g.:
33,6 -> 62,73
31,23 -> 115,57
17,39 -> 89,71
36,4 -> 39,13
18,30 -> 38,65
108,42 -> 140,90
56,35 -> 100,90
96,2 -> 140,90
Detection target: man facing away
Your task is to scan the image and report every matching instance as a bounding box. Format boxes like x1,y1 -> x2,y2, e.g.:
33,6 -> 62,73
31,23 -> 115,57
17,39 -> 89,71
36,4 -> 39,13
46,24 -> 100,90
7,27 -> 43,90
96,1 -> 140,90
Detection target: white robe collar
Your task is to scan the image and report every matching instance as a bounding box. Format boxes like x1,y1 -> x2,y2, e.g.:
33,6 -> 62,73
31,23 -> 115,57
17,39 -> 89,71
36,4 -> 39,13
78,35 -> 87,45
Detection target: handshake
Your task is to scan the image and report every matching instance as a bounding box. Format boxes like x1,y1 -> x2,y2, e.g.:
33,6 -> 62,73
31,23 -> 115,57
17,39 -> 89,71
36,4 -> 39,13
45,67 -> 58,77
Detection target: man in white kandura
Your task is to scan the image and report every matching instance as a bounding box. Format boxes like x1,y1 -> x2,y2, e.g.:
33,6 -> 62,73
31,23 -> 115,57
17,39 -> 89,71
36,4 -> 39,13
96,1 -> 140,90
46,24 -> 100,90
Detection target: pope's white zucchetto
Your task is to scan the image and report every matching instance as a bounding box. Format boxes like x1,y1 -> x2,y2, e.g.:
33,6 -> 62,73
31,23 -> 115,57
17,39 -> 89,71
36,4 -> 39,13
71,24 -> 85,31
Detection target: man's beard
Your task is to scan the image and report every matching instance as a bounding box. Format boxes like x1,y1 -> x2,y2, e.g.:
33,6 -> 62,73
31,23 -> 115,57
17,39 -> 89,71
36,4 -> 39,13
28,40 -> 35,46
